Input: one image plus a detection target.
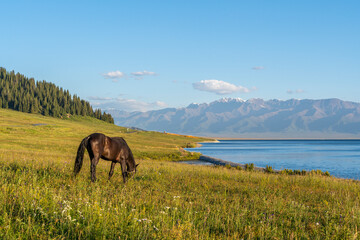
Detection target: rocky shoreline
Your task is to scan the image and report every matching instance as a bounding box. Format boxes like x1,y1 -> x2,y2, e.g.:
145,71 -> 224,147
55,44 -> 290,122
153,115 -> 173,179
198,155 -> 265,171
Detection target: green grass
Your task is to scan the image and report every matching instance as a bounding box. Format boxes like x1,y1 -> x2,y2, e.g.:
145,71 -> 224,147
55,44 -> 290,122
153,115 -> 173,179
0,108 -> 207,162
1,108 -> 360,239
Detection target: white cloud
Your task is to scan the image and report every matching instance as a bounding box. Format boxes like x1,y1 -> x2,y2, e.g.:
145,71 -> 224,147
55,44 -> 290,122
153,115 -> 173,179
89,97 -> 167,112
252,66 -> 265,70
287,89 -> 305,94
88,96 -> 113,101
154,101 -> 167,108
131,70 -> 157,76
102,71 -> 124,79
102,70 -> 157,81
193,79 -> 250,95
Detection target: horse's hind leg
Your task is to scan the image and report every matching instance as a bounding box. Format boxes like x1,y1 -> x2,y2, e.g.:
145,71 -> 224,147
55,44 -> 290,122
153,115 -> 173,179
108,162 -> 116,180
91,155 -> 100,182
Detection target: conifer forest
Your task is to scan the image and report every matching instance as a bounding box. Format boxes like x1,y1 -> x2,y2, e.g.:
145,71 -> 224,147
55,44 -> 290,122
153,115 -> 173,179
0,67 -> 114,123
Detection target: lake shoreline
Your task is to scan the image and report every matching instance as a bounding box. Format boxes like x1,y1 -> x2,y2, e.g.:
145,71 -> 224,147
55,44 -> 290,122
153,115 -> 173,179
185,139 -> 360,180
178,155 -> 266,171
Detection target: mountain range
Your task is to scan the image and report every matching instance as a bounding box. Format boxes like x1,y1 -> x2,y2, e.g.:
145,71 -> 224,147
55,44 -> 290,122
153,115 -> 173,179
108,98 -> 360,138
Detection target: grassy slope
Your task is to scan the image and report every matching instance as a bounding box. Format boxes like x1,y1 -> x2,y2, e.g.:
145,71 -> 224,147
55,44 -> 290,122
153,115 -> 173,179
1,108 -> 360,239
0,108 -> 208,162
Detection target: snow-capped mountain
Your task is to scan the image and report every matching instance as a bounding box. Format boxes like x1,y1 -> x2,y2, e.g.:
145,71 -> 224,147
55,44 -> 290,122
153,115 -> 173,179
108,98 -> 360,138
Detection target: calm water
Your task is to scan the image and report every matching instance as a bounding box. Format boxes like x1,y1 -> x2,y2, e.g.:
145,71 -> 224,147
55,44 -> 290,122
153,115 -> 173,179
185,140 -> 360,180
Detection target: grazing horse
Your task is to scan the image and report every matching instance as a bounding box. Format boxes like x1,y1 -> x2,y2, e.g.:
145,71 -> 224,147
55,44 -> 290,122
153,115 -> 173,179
74,133 -> 138,183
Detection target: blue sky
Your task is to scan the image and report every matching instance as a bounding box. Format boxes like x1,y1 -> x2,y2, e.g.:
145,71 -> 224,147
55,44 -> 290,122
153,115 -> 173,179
1,1 -> 360,112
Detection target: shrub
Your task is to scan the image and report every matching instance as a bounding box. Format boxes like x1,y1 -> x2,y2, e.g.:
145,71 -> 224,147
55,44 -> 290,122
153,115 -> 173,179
310,169 -> 324,176
245,163 -> 255,171
235,166 -> 243,171
280,169 -> 294,175
225,164 -> 232,169
265,165 -> 274,173
182,142 -> 197,148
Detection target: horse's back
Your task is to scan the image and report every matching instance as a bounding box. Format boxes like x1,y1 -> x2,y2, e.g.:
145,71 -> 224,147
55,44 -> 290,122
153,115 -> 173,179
111,137 -> 129,151
112,137 -> 126,144
87,133 -> 132,161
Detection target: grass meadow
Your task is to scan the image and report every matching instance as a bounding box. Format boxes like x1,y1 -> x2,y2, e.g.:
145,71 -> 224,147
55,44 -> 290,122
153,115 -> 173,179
1,108 -> 360,239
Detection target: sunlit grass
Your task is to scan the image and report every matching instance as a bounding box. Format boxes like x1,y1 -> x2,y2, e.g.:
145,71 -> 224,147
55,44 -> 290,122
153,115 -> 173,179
0,108 -> 207,162
1,108 -> 360,239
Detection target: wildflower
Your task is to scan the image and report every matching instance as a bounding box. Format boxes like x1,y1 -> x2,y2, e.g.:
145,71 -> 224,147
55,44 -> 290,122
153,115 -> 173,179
141,218 -> 152,222
165,206 -> 170,210
173,196 -> 180,199
77,210 -> 85,220
135,218 -> 152,223
316,222 -> 320,226
160,211 -> 167,214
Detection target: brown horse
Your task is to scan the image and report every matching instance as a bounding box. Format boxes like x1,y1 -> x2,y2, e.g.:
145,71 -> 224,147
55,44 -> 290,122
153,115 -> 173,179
74,133 -> 138,183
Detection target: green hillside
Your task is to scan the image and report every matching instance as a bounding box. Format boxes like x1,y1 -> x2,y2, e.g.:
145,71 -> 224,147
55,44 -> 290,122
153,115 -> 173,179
0,67 -> 113,123
0,108 -> 207,162
1,109 -> 360,239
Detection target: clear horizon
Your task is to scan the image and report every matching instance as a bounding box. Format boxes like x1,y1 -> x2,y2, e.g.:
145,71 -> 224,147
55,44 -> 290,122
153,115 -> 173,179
1,1 -> 359,112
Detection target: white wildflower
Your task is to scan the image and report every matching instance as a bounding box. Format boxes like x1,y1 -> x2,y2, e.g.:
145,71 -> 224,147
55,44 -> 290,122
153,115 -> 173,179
141,218 -> 152,222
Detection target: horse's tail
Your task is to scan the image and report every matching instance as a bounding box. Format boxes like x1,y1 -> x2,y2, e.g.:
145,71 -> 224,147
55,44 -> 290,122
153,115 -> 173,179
74,136 -> 90,176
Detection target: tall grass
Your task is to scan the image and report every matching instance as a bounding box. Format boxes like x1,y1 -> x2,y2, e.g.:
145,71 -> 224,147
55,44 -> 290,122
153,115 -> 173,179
1,108 -> 360,239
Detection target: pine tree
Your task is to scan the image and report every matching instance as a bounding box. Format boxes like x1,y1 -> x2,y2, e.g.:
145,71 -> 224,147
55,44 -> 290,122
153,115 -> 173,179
0,67 -> 114,123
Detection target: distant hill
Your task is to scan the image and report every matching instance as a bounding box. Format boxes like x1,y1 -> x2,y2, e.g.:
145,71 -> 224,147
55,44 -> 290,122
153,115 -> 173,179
0,67 -> 114,123
109,98 -> 360,138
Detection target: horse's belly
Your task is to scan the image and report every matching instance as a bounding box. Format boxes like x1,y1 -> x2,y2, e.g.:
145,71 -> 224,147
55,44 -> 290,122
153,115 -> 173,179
101,150 -> 115,161
100,155 -> 111,161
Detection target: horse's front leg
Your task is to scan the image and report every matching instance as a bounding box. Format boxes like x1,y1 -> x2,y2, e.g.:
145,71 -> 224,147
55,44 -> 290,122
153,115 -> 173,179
91,156 -> 100,182
108,162 -> 116,180
120,160 -> 128,183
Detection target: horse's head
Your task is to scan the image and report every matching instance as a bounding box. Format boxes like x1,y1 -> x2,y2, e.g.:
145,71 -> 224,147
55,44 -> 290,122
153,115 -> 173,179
127,163 -> 139,175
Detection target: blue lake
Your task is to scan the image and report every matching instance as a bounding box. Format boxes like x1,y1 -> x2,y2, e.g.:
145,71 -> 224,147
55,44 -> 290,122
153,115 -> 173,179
185,140 -> 360,180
